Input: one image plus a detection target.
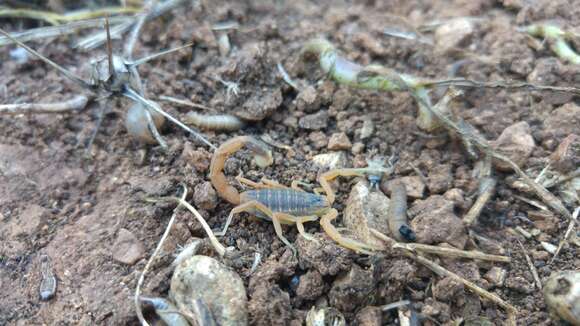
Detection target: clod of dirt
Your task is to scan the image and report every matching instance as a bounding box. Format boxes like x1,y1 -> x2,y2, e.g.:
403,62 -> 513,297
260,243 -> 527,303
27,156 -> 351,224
327,132 -> 352,151
381,176 -> 426,199
309,131 -> 328,149
443,188 -> 470,210
528,211 -> 559,233
312,152 -> 348,170
549,134 -> 579,174
296,233 -> 353,276
409,196 -> 467,248
421,297 -> 451,323
352,142 -> 365,154
354,306 -> 382,326
237,88 -> 282,121
111,228 -> 145,265
505,276 -> 534,294
491,121 -> 535,171
295,270 -> 325,301
193,181 -> 218,210
360,118 -> 374,140
543,103 -> 580,144
427,164 -> 453,194
344,180 -> 390,247
329,264 -> 375,312
182,145 -> 211,173
170,255 -> 248,326
434,18 -> 475,51
296,85 -> 321,113
543,271 -> 580,325
375,258 -> 417,300
129,175 -> 175,197
248,285 -> 292,326
305,307 -> 346,326
8,204 -> 45,237
433,276 -> 464,301
299,111 -> 329,130
483,267 -> 507,287
248,253 -> 297,294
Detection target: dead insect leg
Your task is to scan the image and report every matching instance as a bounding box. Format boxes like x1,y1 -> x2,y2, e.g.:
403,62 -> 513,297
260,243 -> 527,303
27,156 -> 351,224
319,208 -> 377,254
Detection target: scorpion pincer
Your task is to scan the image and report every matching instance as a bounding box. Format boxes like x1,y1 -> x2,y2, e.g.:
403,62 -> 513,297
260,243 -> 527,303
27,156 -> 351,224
209,136 -> 380,254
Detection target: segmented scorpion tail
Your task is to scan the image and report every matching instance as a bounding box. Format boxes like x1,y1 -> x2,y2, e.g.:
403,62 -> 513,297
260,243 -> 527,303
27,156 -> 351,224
209,136 -> 273,205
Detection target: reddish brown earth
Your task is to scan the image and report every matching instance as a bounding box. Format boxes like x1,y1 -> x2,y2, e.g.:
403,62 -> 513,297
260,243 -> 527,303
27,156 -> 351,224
1,0 -> 578,325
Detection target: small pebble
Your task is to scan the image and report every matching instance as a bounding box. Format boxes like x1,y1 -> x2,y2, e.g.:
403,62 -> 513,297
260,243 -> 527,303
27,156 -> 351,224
112,228 -> 144,265
543,271 -> 580,325
306,307 -> 346,326
505,276 -> 534,293
434,18 -> 475,50
327,132 -> 352,151
483,267 -> 506,287
170,255 -> 248,326
381,176 -> 426,199
309,131 -> 328,149
295,85 -> 320,113
344,181 -> 390,247
10,47 -> 29,64
491,121 -> 535,171
355,306 -> 382,326
351,142 -> 365,154
299,111 -> 329,130
360,118 -> 374,140
312,152 -> 348,170
193,182 -> 218,210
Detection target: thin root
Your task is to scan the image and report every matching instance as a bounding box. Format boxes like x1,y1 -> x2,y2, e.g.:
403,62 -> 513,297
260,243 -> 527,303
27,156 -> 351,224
135,184 -> 187,326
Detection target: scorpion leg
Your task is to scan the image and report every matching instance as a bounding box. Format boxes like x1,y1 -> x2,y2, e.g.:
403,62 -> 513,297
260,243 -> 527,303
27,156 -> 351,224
261,178 -> 312,192
290,180 -> 314,192
318,169 -> 366,204
319,208 -> 377,254
235,175 -> 272,189
220,200 -> 297,255
276,213 -> 319,241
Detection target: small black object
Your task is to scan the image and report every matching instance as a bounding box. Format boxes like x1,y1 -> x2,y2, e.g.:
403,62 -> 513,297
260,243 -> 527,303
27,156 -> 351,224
399,225 -> 416,242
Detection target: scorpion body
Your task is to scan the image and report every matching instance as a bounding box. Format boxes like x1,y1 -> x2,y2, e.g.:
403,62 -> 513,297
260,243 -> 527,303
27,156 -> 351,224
241,189 -> 329,218
209,136 -> 379,254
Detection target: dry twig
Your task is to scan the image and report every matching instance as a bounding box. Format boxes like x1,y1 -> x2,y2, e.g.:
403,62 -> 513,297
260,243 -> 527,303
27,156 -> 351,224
516,239 -> 542,290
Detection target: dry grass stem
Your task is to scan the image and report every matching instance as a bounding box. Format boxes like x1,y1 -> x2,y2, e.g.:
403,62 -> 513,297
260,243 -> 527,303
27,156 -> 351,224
516,239 -> 542,290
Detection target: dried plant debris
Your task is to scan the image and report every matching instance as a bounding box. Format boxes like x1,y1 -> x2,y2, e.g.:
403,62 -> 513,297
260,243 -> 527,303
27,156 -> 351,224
524,24 -> 580,64
0,22 -> 214,149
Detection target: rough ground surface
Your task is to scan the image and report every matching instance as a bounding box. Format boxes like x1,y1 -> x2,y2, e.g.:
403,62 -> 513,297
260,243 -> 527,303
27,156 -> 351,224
1,0 -> 579,325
